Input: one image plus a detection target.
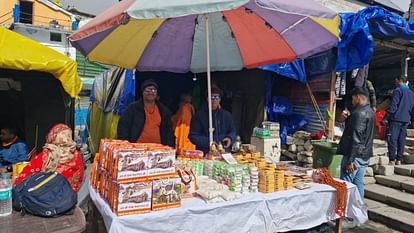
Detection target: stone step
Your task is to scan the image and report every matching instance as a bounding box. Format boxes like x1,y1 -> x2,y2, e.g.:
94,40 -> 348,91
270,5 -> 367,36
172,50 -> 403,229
375,175 -> 414,193
365,184 -> 414,212
394,164 -> 414,177
365,198 -> 414,233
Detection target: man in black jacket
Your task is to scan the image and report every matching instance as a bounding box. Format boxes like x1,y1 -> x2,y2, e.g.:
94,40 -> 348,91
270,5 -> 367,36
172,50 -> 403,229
117,80 -> 175,147
338,87 -> 375,199
189,86 -> 236,154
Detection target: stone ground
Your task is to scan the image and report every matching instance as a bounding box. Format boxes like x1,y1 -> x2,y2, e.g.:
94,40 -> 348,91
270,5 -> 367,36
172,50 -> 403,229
344,221 -> 401,233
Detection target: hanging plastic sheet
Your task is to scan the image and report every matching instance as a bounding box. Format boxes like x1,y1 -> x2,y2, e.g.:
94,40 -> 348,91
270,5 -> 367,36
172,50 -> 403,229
260,49 -> 336,83
279,114 -> 309,145
336,6 -> 414,72
305,49 -> 337,77
259,59 -> 307,83
113,69 -> 136,115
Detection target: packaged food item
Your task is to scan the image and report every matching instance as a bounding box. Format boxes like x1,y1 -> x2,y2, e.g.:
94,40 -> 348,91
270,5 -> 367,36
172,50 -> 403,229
152,176 -> 182,211
182,150 -> 204,159
147,149 -> 176,177
112,181 -> 152,216
112,148 -> 148,182
177,164 -> 197,199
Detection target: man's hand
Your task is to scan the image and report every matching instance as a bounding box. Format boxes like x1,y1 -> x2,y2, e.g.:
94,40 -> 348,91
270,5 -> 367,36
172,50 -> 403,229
345,163 -> 356,173
222,137 -> 232,148
380,119 -> 388,126
372,107 -> 377,112
0,167 -> 7,174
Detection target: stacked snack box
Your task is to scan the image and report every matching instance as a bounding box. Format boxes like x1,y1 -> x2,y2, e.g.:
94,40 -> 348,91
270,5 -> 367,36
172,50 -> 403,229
111,181 -> 152,216
234,151 -> 296,193
284,176 -> 294,190
91,139 -> 180,216
274,170 -> 285,192
151,175 -> 182,210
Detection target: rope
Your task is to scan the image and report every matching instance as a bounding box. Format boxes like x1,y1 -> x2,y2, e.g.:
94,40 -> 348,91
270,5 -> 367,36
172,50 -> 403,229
306,83 -> 326,132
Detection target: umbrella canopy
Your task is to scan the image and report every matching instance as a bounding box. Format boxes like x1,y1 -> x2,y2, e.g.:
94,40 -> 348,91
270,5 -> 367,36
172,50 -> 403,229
69,0 -> 340,73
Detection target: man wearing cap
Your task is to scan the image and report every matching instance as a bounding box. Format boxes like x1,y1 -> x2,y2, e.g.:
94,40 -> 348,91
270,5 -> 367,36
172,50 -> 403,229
189,85 -> 237,154
117,79 -> 175,146
338,87 -> 375,199
381,75 -> 414,165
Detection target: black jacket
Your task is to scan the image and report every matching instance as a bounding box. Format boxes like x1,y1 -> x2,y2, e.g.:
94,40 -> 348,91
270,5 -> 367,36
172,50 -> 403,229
117,100 -> 175,146
189,105 -> 237,154
338,104 -> 375,164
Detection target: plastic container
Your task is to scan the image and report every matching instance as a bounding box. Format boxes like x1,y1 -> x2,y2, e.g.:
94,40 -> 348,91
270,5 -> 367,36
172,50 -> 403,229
253,127 -> 270,139
311,141 -> 343,178
0,173 -> 12,216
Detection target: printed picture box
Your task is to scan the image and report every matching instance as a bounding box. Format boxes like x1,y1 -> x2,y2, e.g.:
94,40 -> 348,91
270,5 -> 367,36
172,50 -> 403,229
176,164 -> 197,199
113,148 -> 149,182
105,141 -> 131,172
152,176 -> 182,211
147,149 -> 176,177
112,181 -> 152,216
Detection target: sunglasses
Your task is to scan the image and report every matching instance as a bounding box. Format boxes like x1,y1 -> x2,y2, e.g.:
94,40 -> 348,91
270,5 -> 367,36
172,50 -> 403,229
144,87 -> 157,93
211,96 -> 221,100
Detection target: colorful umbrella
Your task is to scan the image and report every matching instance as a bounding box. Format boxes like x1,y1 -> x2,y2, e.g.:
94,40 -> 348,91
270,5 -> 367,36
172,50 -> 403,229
69,0 -> 340,145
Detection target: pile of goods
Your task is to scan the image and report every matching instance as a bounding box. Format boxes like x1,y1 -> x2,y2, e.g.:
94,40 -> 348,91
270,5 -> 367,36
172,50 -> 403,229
282,131 -> 314,167
203,160 -> 258,194
233,152 -> 294,193
90,139 -> 317,215
196,176 -> 242,203
90,139 -> 181,216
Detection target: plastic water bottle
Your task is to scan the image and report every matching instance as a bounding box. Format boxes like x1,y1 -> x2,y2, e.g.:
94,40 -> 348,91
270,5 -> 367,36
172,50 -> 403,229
0,173 -> 12,216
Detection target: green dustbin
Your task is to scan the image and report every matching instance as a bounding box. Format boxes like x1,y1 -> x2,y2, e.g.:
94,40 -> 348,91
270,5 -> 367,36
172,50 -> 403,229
312,141 -> 343,178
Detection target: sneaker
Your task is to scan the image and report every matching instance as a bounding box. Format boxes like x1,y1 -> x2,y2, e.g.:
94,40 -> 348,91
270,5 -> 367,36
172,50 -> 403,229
389,161 -> 395,166
396,160 -> 402,165
342,218 -> 357,229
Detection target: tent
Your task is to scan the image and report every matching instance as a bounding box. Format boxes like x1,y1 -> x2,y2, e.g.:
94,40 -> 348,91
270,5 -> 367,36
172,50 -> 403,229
0,27 -> 82,150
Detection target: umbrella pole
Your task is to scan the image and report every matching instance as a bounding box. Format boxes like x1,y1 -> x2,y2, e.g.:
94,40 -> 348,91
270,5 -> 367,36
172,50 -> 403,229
205,14 -> 214,147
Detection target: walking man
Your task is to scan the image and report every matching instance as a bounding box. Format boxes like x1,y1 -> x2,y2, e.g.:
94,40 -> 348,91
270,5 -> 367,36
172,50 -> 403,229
338,87 -> 375,199
381,75 -> 414,165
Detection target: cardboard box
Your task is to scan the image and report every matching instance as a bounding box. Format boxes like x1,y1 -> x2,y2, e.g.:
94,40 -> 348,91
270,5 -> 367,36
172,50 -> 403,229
147,149 -> 176,177
176,164 -> 197,199
152,176 -> 182,211
112,181 -> 152,216
112,148 -> 149,182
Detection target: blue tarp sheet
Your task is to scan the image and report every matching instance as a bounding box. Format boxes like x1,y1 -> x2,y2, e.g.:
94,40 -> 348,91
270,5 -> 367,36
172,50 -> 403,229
262,6 -> 414,81
337,6 -> 414,71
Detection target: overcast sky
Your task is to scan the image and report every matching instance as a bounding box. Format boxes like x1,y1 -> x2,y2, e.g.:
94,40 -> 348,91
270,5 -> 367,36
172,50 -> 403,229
60,0 -> 118,15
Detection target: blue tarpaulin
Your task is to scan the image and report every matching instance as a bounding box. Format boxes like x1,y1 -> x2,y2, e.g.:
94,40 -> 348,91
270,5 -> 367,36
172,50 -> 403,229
337,6 -> 414,71
262,6 -> 414,81
260,59 -> 307,83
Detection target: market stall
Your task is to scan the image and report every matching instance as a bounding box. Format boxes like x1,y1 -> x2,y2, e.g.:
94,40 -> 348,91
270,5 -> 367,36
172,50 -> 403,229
89,139 -> 367,233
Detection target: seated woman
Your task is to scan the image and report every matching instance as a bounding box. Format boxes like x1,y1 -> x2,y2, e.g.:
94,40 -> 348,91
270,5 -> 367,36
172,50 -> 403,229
0,126 -> 29,173
15,124 -> 84,192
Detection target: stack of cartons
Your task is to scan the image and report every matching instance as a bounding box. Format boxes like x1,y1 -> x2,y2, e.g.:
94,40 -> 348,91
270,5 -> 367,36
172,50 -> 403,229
90,139 -> 180,216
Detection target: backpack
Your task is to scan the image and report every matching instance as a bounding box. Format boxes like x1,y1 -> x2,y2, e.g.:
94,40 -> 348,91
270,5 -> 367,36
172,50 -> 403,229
12,172 -> 77,217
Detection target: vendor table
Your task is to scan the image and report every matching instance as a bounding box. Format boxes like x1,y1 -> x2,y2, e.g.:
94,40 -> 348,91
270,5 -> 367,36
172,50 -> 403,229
0,206 -> 86,233
90,182 -> 367,233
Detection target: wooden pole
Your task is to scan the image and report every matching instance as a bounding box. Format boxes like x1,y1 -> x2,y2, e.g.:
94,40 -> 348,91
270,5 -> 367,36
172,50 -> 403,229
327,72 -> 337,141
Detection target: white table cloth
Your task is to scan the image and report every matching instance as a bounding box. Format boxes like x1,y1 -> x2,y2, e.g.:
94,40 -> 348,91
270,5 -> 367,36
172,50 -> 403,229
90,182 -> 367,233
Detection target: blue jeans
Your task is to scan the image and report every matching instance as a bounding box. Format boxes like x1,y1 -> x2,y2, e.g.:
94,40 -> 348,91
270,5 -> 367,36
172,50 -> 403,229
340,158 -> 368,199
388,121 -> 409,162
